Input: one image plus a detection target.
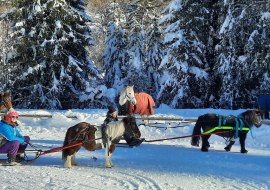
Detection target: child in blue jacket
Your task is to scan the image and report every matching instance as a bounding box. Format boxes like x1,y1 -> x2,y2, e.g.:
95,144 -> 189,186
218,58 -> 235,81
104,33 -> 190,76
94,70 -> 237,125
0,108 -> 30,165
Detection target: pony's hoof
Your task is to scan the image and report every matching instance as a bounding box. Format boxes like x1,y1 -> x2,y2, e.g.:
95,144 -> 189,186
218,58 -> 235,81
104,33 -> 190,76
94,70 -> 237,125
241,149 -> 248,153
201,148 -> 208,152
105,164 -> 113,168
191,142 -> 199,147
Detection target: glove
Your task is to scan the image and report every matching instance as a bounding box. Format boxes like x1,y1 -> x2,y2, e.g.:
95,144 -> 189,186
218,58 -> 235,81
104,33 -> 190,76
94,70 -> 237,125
22,142 -> 27,145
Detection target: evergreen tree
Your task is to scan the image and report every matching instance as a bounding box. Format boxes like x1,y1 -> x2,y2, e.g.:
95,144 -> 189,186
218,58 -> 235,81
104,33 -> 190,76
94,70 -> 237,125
251,2 -> 270,98
216,0 -> 268,109
4,0 -> 101,109
158,0 -> 211,108
145,17 -> 164,99
122,0 -> 149,93
101,23 -> 127,93
0,2 -> 13,91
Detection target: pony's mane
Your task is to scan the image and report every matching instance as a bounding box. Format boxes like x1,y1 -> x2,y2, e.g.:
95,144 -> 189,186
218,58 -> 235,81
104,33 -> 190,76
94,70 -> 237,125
105,120 -> 125,139
120,86 -> 127,97
122,116 -> 135,123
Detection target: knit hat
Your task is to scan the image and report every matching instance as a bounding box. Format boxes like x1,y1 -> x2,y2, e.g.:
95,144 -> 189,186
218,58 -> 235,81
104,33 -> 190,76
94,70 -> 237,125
108,106 -> 116,114
6,108 -> 19,118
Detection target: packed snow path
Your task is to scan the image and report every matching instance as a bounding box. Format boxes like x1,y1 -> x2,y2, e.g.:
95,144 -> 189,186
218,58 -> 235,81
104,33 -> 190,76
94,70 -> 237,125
0,107 -> 269,189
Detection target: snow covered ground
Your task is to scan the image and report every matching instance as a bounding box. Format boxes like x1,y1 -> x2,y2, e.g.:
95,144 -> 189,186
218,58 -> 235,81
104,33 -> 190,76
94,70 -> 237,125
1,105 -> 269,190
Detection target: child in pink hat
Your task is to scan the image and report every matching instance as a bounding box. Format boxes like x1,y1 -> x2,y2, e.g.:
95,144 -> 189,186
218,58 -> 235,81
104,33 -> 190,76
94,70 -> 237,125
0,108 -> 30,165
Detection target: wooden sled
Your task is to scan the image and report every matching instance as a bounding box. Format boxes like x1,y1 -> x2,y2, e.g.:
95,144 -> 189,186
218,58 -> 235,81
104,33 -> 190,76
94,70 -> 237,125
0,150 -> 40,166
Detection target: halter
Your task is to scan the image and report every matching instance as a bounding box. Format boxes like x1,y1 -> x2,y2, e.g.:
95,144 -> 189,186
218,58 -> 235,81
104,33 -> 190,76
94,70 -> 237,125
125,90 -> 136,105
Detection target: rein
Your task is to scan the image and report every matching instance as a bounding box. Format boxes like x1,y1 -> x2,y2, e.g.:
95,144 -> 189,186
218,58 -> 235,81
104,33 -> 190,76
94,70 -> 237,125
145,130 -> 230,143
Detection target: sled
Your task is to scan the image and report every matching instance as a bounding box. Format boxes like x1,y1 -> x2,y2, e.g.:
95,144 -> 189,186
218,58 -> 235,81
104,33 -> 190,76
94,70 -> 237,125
0,150 -> 40,166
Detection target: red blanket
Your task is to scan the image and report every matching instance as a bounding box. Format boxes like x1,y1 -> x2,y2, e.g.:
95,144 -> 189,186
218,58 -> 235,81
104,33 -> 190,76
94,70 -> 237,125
129,93 -> 155,115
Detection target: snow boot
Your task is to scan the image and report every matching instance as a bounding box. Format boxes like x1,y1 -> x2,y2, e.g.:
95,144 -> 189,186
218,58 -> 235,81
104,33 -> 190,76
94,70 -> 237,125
16,154 -> 25,162
7,154 -> 20,166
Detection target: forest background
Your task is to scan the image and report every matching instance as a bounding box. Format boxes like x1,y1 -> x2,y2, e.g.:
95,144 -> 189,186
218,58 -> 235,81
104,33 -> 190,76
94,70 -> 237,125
0,0 -> 269,110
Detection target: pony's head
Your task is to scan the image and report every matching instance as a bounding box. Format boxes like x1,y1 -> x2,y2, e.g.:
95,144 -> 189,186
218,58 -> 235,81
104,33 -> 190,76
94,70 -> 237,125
119,86 -> 137,106
0,92 -> 13,111
242,109 -> 262,128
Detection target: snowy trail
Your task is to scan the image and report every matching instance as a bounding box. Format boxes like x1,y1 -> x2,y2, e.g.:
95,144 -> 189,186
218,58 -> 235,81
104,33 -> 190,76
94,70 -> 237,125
0,108 -> 269,190
1,142 -> 269,190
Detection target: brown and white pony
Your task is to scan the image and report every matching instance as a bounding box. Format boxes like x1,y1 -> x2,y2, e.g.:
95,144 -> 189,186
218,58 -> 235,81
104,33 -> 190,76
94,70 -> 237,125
62,116 -> 139,168
0,92 -> 13,112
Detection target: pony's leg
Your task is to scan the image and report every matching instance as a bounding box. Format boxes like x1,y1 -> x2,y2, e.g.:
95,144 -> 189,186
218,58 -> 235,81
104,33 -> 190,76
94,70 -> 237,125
71,152 -> 77,166
105,146 -> 112,168
105,140 -> 112,168
224,137 -> 236,151
108,145 -> 116,167
239,133 -> 248,153
108,152 -> 113,167
191,119 -> 202,147
201,135 -> 211,152
64,155 -> 73,168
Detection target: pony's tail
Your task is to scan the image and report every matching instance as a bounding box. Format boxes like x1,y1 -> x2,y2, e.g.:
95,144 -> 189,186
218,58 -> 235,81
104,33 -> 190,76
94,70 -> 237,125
62,127 -> 72,161
191,116 -> 203,147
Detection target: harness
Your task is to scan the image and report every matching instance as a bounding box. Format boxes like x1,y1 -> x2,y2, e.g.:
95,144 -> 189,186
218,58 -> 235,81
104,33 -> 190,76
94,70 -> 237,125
68,124 -> 106,147
202,114 -> 252,139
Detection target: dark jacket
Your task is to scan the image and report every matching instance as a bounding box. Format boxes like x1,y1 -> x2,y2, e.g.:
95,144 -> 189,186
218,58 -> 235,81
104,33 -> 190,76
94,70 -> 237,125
104,112 -> 118,125
103,112 -> 120,144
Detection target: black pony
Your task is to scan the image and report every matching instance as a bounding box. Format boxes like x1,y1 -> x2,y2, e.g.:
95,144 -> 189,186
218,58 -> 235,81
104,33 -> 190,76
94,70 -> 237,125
191,110 -> 262,153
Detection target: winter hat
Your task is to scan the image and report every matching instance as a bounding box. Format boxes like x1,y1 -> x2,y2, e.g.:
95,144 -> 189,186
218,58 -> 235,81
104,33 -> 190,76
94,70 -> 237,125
6,108 -> 19,118
108,106 -> 116,114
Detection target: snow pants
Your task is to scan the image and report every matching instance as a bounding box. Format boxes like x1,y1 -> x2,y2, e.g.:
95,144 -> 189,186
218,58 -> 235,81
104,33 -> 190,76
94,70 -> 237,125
0,136 -> 30,155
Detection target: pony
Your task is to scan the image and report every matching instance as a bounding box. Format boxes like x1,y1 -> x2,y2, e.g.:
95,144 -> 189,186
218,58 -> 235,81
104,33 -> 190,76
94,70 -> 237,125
118,85 -> 137,107
118,91 -> 155,116
191,110 -> 262,153
0,92 -> 13,112
62,116 -> 140,168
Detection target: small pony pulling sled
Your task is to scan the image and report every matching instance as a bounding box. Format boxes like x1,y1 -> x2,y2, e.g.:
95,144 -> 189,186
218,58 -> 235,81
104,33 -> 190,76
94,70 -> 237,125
62,116 -> 139,168
191,109 -> 262,153
0,115 -> 141,167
